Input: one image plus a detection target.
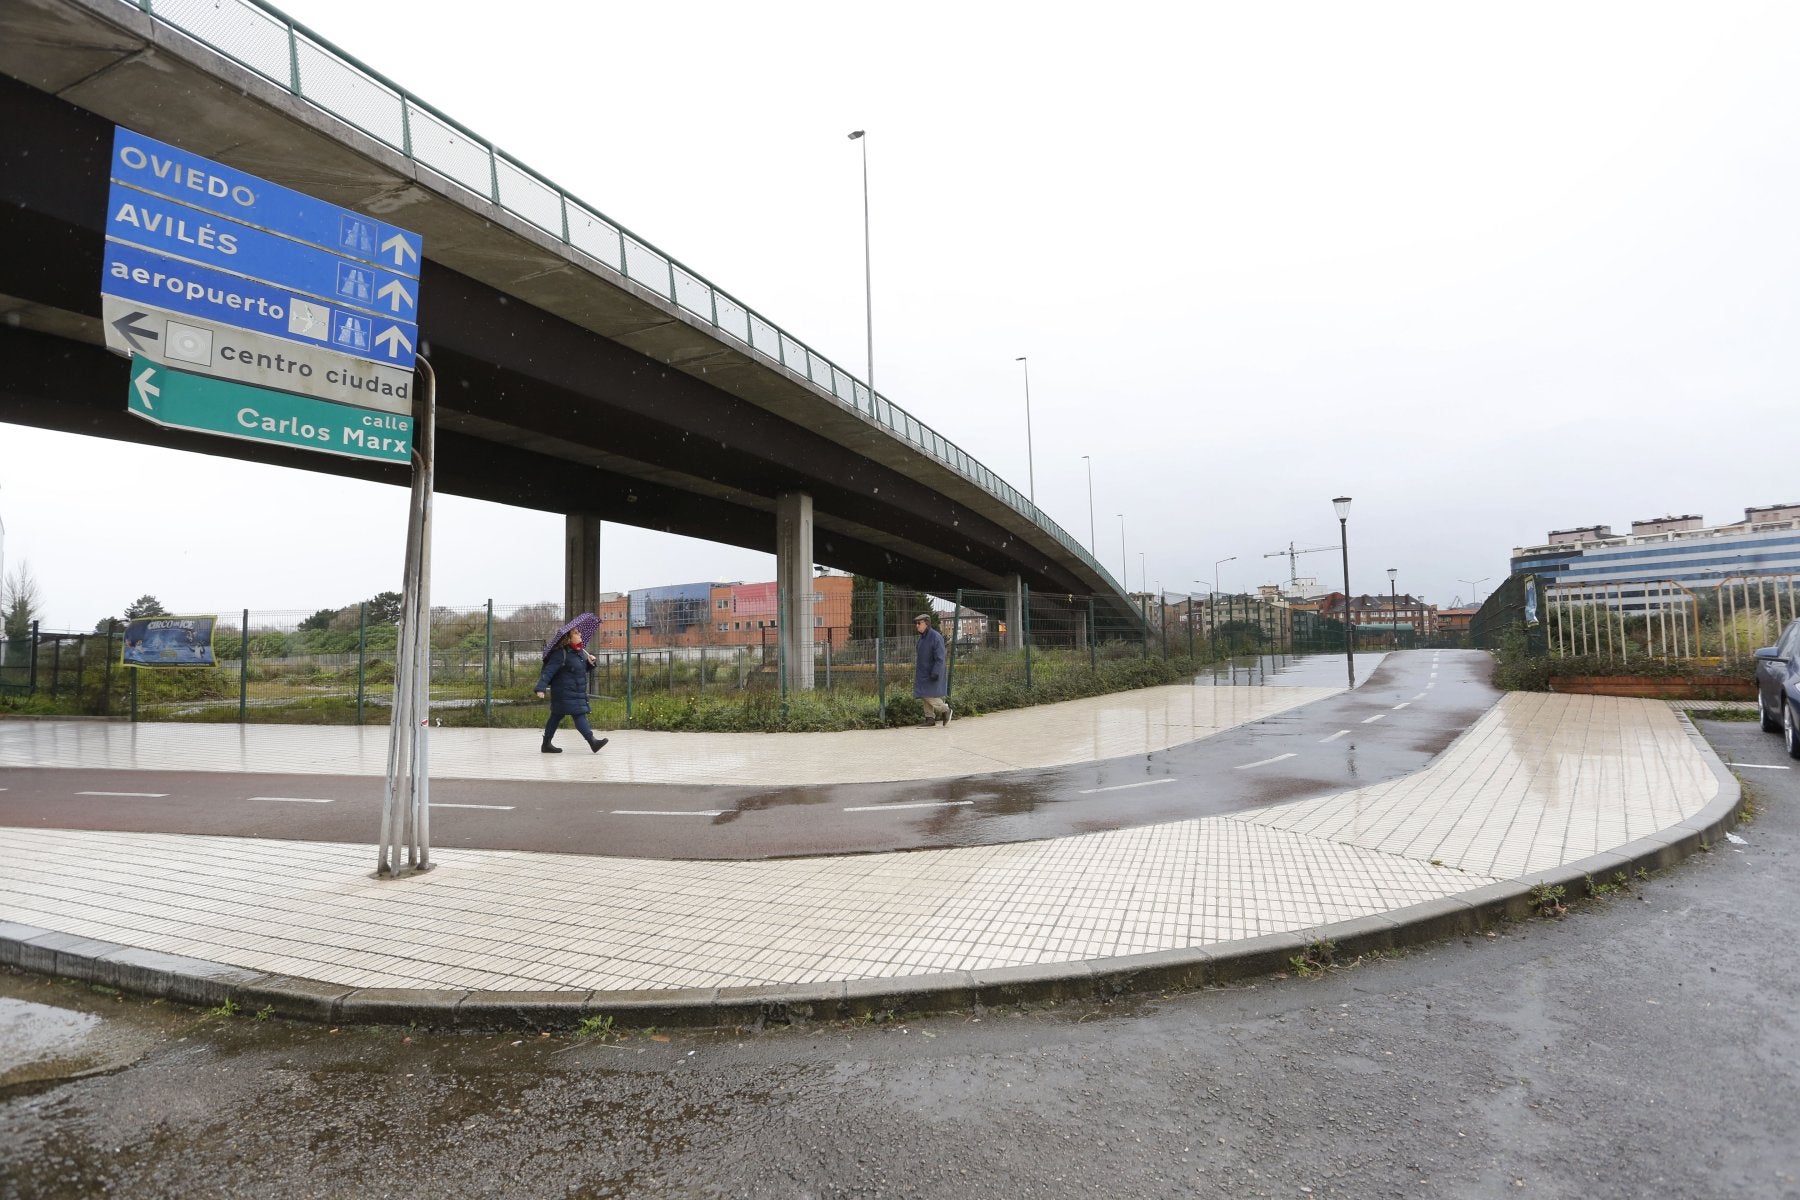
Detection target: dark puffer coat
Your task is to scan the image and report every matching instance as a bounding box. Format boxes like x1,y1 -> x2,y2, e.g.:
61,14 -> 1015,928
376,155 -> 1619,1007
534,646 -> 594,715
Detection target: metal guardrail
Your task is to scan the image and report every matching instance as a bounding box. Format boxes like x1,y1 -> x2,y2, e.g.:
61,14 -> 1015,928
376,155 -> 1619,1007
117,0 -> 1123,595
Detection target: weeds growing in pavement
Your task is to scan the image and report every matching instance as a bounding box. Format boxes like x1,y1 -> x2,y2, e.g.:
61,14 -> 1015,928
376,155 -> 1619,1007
574,1014 -> 615,1041
203,997 -> 240,1020
1528,882 -> 1567,918
1288,938 -> 1337,978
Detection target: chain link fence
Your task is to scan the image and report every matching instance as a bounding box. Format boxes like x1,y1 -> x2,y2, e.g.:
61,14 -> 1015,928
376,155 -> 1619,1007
2,583 -> 1333,726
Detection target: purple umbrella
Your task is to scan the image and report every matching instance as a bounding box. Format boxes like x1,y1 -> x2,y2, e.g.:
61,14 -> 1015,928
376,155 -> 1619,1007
543,612 -> 600,659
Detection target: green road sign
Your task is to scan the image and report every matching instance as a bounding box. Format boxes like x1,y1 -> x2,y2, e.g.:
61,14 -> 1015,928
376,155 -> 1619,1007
126,357 -> 413,464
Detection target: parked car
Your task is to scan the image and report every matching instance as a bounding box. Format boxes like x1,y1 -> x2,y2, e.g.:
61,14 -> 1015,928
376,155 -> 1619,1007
1753,618 -> 1800,756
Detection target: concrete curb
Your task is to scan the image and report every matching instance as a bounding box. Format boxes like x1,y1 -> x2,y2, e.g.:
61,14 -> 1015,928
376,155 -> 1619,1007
1,713 -> 1748,1031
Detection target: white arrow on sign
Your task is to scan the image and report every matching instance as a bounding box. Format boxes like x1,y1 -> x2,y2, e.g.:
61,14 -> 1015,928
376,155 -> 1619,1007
377,278 -> 415,313
133,365 -> 160,410
375,325 -> 414,360
381,233 -> 419,269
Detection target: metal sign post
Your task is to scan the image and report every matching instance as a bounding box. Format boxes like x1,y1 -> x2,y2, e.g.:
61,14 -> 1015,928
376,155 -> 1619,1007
378,358 -> 436,877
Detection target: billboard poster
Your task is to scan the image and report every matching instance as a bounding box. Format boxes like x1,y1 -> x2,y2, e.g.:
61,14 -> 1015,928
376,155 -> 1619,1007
1523,576 -> 1539,627
122,615 -> 218,667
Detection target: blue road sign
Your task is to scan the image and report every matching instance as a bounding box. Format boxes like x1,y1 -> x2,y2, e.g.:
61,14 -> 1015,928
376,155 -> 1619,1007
104,240 -> 417,370
111,127 -> 422,278
106,184 -> 418,321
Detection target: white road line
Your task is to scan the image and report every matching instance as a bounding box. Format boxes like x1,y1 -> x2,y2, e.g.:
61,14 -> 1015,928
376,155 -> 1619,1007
1319,730 -> 1351,743
1362,714 -> 1386,724
1733,763 -> 1791,770
1412,693 -> 1426,701
248,796 -> 335,804
430,802 -> 516,810
1393,701 -> 1411,710
843,800 -> 975,812
76,791 -> 168,798
611,809 -> 728,817
1076,778 -> 1178,795
1235,753 -> 1297,770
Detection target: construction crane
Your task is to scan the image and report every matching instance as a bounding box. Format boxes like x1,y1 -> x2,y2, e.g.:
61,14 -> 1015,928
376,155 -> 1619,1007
1264,541 -> 1337,593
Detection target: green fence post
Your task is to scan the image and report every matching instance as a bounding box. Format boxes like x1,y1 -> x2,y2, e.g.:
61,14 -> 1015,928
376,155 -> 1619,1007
778,582 -> 788,721
239,608 -> 249,724
1089,597 -> 1098,671
1023,583 -> 1033,690
130,665 -> 137,723
102,621 -> 116,717
1160,595 -> 1168,659
356,603 -> 367,725
625,606 -> 634,722
875,582 -> 886,722
484,599 -> 494,726
1186,597 -> 1195,662
1140,596 -> 1149,659
947,588 -> 962,701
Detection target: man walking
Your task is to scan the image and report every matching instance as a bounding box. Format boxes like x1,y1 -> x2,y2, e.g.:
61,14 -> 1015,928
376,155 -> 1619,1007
913,612 -> 951,726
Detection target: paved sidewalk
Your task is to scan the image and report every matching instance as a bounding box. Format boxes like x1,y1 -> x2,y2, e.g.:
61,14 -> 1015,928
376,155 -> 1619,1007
0,657 -> 1744,1026
0,679 -> 1339,786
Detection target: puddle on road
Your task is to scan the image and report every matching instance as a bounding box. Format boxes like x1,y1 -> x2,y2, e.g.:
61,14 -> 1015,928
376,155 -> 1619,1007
0,979 -> 177,1093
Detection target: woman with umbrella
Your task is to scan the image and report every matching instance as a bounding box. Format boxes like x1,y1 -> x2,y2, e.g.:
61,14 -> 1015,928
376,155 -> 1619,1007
533,613 -> 609,754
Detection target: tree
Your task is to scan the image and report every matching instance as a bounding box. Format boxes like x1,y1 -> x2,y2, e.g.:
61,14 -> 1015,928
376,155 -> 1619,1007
365,591 -> 403,625
124,595 -> 166,620
3,561 -> 41,641
299,607 -> 341,632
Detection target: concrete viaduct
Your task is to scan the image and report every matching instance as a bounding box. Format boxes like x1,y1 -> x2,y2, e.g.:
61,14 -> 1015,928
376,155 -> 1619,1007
0,0 -> 1134,683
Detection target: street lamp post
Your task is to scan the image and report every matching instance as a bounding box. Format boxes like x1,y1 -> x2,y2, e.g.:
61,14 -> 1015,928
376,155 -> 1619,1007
1213,556 -> 1235,660
1016,356 -> 1035,506
1081,455 -> 1096,559
847,131 -> 874,400
1333,496 -> 1354,688
1214,556 -> 1235,600
1458,577 -> 1490,606
1388,567 -> 1399,649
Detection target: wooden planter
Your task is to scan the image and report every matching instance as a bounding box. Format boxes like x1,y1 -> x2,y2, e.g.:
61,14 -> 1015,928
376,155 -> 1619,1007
1548,675 -> 1753,700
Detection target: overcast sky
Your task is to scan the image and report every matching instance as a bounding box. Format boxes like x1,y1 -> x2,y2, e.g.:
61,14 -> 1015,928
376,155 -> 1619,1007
5,1 -> 1798,629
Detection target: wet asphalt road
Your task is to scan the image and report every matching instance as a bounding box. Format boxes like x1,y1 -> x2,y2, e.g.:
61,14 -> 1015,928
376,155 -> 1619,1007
0,650 -> 1497,859
2,717 -> 1794,1199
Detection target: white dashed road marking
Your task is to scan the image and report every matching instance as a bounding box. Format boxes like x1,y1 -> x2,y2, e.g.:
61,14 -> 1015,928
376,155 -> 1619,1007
1733,763 -> 1790,770
1393,702 -> 1411,710
1362,714 -> 1386,724
249,796 -> 335,804
1235,753 -> 1297,770
1077,778 -> 1178,795
431,802 -> 516,810
612,809 -> 728,817
843,800 -> 974,812
1319,730 -> 1351,743
76,791 -> 167,797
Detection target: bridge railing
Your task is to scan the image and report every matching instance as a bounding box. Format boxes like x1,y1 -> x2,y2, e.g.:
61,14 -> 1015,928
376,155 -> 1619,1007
118,0 -> 1122,595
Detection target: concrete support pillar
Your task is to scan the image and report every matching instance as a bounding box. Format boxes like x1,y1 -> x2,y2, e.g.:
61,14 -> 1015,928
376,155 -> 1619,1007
776,491 -> 816,690
564,514 -> 602,618
1003,575 -> 1025,651
1075,608 -> 1089,651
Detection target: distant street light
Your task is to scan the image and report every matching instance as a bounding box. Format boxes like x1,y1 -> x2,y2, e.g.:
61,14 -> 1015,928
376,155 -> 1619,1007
1081,455 -> 1096,558
1214,555 -> 1235,598
847,131 -> 874,401
1016,356 -> 1035,506
1388,567 -> 1399,649
1458,577 -> 1490,606
1333,496 -> 1354,689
